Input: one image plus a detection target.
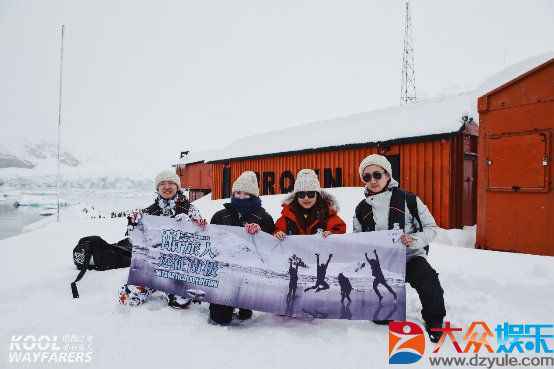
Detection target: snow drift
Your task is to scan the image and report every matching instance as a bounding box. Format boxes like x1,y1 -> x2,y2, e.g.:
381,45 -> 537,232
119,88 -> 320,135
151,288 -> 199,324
1,187 -> 553,369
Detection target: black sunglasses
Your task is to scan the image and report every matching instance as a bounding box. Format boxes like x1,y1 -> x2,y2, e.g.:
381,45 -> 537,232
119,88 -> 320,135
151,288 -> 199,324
296,191 -> 317,199
362,171 -> 386,182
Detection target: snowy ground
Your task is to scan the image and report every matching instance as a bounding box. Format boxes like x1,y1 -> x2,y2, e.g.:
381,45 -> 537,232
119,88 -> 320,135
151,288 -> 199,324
1,187 -> 553,369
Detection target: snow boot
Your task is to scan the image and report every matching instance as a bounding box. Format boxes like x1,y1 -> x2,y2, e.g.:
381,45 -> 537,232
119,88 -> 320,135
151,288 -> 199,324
426,321 -> 444,343
119,284 -> 154,306
166,294 -> 192,309
237,309 -> 253,321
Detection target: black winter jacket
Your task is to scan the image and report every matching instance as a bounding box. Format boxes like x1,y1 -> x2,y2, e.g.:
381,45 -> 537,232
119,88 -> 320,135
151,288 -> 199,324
210,203 -> 275,235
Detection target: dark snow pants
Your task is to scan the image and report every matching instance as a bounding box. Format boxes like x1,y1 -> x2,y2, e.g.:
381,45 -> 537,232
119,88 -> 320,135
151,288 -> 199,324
405,256 -> 446,325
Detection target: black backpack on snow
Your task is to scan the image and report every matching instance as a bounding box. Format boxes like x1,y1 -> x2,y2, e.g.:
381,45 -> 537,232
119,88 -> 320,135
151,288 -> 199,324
71,236 -> 132,298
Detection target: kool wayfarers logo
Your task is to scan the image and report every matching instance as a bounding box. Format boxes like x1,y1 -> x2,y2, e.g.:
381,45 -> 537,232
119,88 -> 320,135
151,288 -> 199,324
388,321 -> 426,364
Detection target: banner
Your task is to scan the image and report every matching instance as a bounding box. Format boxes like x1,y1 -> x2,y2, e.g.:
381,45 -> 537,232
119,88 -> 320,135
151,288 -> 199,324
128,215 -> 406,320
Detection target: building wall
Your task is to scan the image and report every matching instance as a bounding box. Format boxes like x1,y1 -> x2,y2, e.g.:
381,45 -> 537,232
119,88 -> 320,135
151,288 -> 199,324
177,162 -> 212,191
211,136 -> 467,228
477,60 -> 554,255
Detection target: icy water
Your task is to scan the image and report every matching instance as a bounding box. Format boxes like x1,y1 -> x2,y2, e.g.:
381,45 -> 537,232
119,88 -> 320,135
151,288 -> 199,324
0,190 -> 154,240
0,203 -> 45,240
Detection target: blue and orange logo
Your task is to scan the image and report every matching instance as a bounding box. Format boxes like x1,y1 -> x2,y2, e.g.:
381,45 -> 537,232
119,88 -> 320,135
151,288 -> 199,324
388,321 -> 426,364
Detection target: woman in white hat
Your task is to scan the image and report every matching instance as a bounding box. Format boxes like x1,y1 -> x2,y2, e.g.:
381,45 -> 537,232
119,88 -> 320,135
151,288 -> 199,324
209,171 -> 275,325
353,154 -> 445,342
119,169 -> 207,309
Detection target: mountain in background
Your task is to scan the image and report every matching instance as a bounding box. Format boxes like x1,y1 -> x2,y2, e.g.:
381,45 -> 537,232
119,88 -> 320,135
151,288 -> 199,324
0,139 -> 153,190
0,140 -> 80,169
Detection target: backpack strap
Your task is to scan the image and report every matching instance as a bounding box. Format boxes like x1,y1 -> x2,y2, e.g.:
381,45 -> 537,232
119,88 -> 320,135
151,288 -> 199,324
403,190 -> 429,255
389,188 -> 406,231
405,191 -> 423,232
71,249 -> 92,299
355,199 -> 375,232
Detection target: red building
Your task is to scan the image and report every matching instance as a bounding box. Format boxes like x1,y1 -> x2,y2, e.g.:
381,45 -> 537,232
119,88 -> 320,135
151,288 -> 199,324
477,55 -> 554,256
176,160 -> 212,202
178,92 -> 478,229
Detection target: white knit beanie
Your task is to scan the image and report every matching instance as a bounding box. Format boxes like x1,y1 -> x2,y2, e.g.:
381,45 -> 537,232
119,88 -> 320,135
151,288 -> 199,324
231,171 -> 260,196
358,154 -> 393,181
154,169 -> 181,191
293,169 -> 321,193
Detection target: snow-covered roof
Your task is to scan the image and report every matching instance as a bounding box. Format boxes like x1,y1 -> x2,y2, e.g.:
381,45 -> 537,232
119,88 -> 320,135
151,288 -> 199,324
478,51 -> 554,95
181,51 -> 553,164
206,91 -> 478,162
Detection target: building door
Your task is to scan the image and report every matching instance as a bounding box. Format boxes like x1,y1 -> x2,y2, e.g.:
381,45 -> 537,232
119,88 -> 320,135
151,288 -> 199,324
222,165 -> 231,199
463,155 -> 477,225
484,130 -> 551,253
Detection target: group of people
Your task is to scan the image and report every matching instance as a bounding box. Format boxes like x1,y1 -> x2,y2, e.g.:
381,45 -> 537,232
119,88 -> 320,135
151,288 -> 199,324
80,207 -> 129,220
117,154 -> 446,342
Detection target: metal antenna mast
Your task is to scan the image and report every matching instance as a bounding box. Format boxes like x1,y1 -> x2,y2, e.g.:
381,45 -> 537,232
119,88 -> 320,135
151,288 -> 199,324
56,24 -> 65,222
400,0 -> 416,104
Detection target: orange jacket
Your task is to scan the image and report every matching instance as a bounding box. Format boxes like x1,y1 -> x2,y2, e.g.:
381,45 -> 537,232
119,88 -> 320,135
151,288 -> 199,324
274,192 -> 346,235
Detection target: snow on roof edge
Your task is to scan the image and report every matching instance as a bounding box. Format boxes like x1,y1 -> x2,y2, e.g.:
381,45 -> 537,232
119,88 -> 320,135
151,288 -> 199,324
478,50 -> 554,96
205,91 -> 478,162
206,131 -> 466,163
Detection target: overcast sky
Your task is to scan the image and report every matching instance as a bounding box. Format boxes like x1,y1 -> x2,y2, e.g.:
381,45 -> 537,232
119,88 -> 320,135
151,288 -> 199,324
1,0 -> 553,173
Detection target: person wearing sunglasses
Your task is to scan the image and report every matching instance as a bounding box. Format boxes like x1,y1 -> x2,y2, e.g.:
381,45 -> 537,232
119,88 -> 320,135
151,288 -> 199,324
274,169 -> 346,240
208,170 -> 275,325
353,154 -> 446,343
